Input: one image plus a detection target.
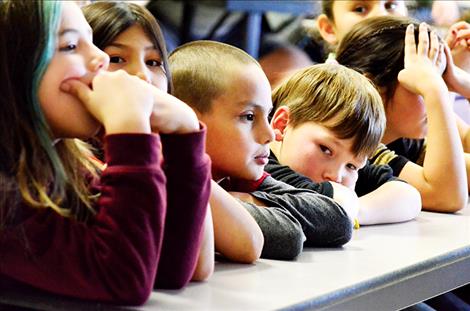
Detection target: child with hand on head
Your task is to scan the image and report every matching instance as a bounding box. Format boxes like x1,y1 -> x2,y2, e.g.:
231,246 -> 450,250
0,0 -> 210,305
268,64 -> 421,225
336,16 -> 468,212
169,40 -> 359,260
83,1 -> 263,266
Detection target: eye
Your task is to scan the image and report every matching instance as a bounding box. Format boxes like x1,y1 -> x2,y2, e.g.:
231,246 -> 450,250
352,5 -> 367,14
240,113 -> 255,122
59,43 -> 77,52
346,163 -> 358,171
146,59 -> 163,67
319,144 -> 332,155
109,56 -> 125,64
385,1 -> 398,11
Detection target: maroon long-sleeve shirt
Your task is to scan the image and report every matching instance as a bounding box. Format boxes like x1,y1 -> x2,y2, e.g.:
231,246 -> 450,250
0,129 -> 211,305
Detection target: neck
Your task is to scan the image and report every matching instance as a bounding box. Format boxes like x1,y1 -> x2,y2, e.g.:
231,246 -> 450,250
381,130 -> 400,145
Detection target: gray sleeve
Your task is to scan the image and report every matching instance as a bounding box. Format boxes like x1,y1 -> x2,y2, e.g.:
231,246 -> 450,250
240,201 -> 305,260
251,177 -> 352,247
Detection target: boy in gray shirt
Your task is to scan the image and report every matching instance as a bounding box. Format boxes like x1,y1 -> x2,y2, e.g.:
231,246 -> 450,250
169,40 -> 358,260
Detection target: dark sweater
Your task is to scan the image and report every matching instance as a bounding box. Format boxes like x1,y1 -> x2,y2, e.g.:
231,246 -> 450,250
266,152 -> 399,197
0,130 -> 211,305
223,173 -> 352,260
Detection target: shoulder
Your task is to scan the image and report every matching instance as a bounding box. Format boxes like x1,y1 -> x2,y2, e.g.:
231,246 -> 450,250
369,143 -> 410,177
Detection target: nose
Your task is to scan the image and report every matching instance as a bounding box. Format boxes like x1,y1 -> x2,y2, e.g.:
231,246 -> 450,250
88,45 -> 109,72
323,167 -> 342,184
258,117 -> 275,145
129,62 -> 152,84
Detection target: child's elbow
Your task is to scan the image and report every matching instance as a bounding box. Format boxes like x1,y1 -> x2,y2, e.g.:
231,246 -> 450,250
424,190 -> 467,213
330,219 -> 353,247
399,182 -> 422,220
261,227 -> 305,260
441,198 -> 467,213
191,262 -> 214,282
236,231 -> 265,263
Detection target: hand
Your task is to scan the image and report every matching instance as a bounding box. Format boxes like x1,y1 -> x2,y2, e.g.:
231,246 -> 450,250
446,21 -> 470,72
397,23 -> 446,96
443,42 -> 470,98
149,88 -> 200,134
62,70 -> 153,134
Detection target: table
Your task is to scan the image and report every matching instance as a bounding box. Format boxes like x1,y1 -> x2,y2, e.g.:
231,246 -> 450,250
2,208 -> 470,310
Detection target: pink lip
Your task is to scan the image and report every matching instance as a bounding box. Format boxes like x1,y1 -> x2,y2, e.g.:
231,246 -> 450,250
254,153 -> 269,165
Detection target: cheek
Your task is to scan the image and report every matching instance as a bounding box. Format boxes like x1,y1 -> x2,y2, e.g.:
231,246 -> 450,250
290,150 -> 322,179
344,172 -> 358,189
152,75 -> 168,92
336,16 -> 363,37
107,63 -> 121,72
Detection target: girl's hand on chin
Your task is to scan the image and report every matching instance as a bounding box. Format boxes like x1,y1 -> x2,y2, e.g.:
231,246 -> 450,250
61,70 -> 154,135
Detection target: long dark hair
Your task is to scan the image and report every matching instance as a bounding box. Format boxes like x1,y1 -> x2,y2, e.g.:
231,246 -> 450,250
336,16 -> 422,105
0,0 -> 99,222
83,1 -> 173,93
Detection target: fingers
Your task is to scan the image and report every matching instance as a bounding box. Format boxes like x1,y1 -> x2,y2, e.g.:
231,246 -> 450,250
60,79 -> 91,106
404,24 -> 416,67
449,21 -> 470,32
443,42 -> 455,70
429,30 -> 440,64
447,22 -> 470,49
446,27 -> 458,48
417,22 -> 429,56
455,29 -> 470,48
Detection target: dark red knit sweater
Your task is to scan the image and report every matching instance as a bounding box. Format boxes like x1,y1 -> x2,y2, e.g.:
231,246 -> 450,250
0,129 -> 211,305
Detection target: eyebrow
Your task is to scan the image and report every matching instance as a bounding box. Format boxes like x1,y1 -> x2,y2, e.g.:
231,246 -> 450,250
59,28 -> 92,37
236,101 -> 272,113
106,42 -> 157,51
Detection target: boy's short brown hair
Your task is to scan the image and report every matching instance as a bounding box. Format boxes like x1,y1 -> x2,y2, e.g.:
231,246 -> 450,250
272,63 -> 385,158
169,40 -> 259,113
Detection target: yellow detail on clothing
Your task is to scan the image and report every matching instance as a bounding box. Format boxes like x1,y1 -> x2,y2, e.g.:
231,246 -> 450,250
354,218 -> 360,230
371,143 -> 398,166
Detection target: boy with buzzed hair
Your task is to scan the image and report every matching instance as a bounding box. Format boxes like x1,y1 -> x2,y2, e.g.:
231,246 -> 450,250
268,64 -> 421,225
169,40 -> 358,260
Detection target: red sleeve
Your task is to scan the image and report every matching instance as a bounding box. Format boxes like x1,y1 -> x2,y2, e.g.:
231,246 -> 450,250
0,134 -> 166,305
154,123 -> 212,289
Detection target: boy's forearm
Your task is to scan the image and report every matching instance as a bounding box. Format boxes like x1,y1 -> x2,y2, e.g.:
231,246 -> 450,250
241,202 -> 305,260
357,181 -> 421,225
191,206 -> 214,282
211,180 -> 264,263
330,182 -> 359,223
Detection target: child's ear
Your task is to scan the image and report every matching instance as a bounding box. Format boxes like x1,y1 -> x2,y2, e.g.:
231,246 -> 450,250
271,106 -> 290,142
316,14 -> 339,45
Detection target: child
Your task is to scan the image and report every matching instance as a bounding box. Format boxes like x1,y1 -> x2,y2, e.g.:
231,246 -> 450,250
83,1 -> 264,265
268,64 -> 422,225
83,1 -> 213,280
316,0 -> 408,57
169,40 -> 360,260
336,16 -> 468,212
0,0 -> 210,305
259,0 -> 409,88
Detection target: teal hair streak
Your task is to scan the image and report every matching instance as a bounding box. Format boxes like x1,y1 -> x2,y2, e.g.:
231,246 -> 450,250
31,1 -> 67,194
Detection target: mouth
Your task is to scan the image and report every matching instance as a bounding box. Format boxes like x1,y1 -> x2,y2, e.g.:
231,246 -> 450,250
254,152 -> 269,165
